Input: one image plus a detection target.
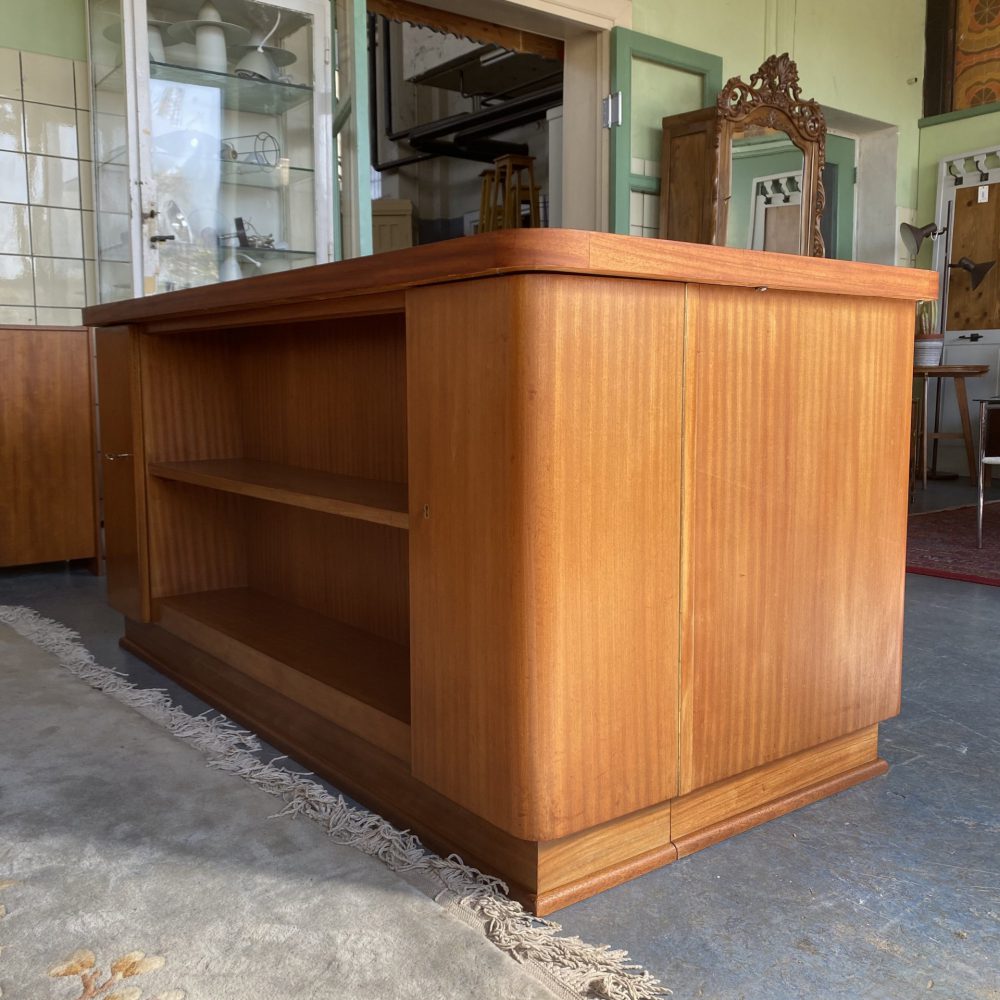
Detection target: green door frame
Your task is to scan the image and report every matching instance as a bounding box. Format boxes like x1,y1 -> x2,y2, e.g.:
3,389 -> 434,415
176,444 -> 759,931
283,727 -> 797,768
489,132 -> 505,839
609,28 -> 722,234
333,0 -> 373,259
824,133 -> 856,260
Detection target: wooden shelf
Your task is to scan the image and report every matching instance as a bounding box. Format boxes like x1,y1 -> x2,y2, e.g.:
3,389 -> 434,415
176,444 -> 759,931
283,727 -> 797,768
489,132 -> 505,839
157,588 -> 411,760
149,458 -> 408,529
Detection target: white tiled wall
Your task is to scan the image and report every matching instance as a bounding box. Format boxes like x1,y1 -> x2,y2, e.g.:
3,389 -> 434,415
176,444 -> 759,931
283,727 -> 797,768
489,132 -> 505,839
628,156 -> 661,239
0,48 -> 96,326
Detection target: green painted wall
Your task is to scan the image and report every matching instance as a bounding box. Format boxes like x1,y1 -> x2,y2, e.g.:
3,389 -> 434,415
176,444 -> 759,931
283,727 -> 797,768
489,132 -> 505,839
1,0 -> 87,60
632,0 -> 925,211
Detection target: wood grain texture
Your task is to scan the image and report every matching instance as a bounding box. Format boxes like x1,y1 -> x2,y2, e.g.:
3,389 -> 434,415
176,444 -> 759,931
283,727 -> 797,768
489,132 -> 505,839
946,186 -> 1000,331
246,502 -> 409,646
95,327 -> 150,620
673,759 -> 888,859
658,108 -> 717,245
408,274 -> 684,841
537,802 -> 672,892
533,844 -> 678,916
157,588 -> 410,758
672,725 -> 879,838
149,458 -> 408,529
238,318 -> 408,484
0,326 -> 96,567
83,231 -> 939,331
679,287 -> 914,793
147,479 -> 247,599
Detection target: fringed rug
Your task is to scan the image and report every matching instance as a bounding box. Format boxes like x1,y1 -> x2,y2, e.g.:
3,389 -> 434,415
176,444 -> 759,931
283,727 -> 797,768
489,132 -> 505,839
906,501 -> 1000,587
0,607 -> 667,1000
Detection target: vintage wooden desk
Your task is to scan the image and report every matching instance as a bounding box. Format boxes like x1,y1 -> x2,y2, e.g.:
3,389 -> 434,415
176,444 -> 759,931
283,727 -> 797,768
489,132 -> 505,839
84,231 -> 936,914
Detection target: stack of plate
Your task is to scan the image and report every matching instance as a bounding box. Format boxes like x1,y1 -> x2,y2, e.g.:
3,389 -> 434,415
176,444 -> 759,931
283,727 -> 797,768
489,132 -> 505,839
914,340 -> 944,366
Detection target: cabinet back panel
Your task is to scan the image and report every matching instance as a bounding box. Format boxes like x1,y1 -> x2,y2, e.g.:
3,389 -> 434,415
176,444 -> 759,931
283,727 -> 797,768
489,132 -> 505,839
148,479 -> 248,598
141,333 -> 244,462
245,501 -> 409,646
238,317 -> 407,482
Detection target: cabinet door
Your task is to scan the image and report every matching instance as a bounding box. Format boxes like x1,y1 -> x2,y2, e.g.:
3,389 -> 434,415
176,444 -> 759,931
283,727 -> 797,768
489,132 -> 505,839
679,285 -> 913,794
408,274 -> 684,842
95,327 -> 150,621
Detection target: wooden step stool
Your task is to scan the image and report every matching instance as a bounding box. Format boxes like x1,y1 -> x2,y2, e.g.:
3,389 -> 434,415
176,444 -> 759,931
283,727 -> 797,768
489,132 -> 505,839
479,154 -> 540,231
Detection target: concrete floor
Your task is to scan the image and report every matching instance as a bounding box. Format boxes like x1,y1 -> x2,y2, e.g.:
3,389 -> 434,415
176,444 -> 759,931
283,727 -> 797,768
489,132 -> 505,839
2,484 -> 998,1000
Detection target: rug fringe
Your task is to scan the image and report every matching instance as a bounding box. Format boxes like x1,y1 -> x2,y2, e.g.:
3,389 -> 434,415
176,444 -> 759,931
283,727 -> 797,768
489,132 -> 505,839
0,606 -> 669,1000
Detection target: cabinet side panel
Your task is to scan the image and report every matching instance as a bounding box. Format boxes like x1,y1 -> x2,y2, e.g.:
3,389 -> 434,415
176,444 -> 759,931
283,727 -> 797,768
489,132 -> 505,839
95,326 -> 149,621
0,327 -> 96,566
409,275 -> 683,840
680,287 -> 913,793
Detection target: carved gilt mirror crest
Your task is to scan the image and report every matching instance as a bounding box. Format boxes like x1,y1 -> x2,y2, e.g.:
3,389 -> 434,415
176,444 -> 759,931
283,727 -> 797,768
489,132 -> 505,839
717,54 -> 827,257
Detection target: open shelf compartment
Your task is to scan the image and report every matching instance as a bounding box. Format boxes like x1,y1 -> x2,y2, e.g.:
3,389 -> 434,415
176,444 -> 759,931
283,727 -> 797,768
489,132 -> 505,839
157,587 -> 410,760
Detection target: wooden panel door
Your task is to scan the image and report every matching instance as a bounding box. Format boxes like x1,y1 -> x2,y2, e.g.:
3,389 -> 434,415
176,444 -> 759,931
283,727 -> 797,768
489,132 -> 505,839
679,285 -> 913,794
0,326 -> 97,566
946,186 -> 1000,331
95,326 -> 150,621
407,274 -> 684,842
658,107 -> 718,245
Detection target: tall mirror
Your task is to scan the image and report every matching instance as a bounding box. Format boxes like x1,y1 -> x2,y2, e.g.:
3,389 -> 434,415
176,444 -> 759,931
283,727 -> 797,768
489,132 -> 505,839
658,54 -> 826,257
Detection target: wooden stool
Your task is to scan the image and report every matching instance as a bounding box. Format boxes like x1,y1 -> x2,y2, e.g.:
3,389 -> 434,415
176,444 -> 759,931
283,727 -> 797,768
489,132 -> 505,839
477,169 -> 496,233
484,154 -> 540,230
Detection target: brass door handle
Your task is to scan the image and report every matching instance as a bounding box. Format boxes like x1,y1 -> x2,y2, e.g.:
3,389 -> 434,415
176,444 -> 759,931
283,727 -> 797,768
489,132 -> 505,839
104,452 -> 132,461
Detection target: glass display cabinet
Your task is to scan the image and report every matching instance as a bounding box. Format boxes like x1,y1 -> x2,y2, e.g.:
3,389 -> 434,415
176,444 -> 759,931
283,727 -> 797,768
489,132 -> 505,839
88,0 -> 333,300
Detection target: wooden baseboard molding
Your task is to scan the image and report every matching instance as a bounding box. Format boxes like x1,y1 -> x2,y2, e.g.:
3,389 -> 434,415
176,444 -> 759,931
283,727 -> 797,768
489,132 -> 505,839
673,758 -> 888,859
119,620 -> 891,914
535,843 -> 679,915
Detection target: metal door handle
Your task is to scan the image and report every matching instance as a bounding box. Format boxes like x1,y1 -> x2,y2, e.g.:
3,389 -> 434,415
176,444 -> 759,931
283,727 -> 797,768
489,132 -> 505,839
959,333 -> 984,341
104,452 -> 132,461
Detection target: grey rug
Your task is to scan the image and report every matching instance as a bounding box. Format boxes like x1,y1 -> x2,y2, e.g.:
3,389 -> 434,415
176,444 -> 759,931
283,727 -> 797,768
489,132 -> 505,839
0,608 -> 666,1000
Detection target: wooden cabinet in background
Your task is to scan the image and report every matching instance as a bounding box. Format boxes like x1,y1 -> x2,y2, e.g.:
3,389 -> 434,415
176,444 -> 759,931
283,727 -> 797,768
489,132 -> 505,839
85,231 -> 935,914
0,326 -> 98,569
658,106 -> 720,245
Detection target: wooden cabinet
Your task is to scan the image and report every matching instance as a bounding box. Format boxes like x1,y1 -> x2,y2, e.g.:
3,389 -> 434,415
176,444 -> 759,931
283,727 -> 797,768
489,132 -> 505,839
0,326 -> 98,568
658,107 -> 720,245
85,231 -> 935,914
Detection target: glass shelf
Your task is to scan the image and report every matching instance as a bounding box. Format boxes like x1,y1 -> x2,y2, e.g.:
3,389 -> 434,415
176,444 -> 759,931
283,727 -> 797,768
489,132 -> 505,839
150,60 -> 313,115
219,160 -> 314,188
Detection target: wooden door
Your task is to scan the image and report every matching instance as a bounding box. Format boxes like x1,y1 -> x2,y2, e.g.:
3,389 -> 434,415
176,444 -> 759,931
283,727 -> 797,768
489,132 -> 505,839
658,107 -> 719,244
407,274 -> 684,842
95,327 -> 150,621
947,186 -> 1000,330
679,285 -> 913,794
0,326 -> 97,566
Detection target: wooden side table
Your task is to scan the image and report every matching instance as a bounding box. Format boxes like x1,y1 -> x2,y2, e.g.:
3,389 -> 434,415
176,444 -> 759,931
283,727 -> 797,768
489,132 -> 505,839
913,364 -> 990,487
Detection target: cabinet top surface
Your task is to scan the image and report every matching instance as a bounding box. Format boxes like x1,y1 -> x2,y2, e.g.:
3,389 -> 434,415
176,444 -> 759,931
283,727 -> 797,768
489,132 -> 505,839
83,230 -> 938,329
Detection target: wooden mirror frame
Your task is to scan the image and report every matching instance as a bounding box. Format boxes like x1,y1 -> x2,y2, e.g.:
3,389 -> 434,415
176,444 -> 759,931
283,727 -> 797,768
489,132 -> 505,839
715,53 -> 827,257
